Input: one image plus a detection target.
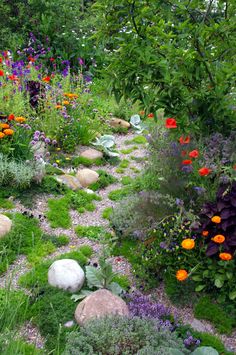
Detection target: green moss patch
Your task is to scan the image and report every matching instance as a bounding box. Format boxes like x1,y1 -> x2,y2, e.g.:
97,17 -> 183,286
47,196 -> 71,229
102,207 -> 113,220
89,170 -> 117,191
108,186 -> 132,201
75,225 -> 112,240
71,156 -> 104,167
121,176 -> 133,186
125,135 -> 147,145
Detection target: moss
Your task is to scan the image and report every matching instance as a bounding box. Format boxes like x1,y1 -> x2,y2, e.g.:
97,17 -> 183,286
125,135 -> 147,145
47,196 -> 71,228
71,156 -> 104,167
75,225 -> 112,240
89,170 -> 117,191
69,190 -> 101,213
27,242 -> 56,265
194,296 -> 235,334
120,146 -> 137,154
0,198 -> 14,209
121,176 -> 133,185
191,331 -> 234,355
102,207 -> 113,220
42,234 -> 70,247
118,159 -> 130,169
108,186 -> 132,201
130,167 -> 141,173
0,213 -> 55,274
115,167 -> 125,174
78,245 -> 93,258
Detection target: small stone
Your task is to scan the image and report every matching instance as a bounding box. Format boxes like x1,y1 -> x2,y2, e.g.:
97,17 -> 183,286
55,174 -> 82,190
76,169 -> 99,187
74,289 -> 129,326
110,118 -> 130,129
80,148 -> 103,160
48,259 -> 85,293
64,320 -> 75,328
0,214 -> 12,238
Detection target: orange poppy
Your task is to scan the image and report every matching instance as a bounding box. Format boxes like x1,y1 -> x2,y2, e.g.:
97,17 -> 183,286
42,76 -> 50,82
8,114 -> 15,121
176,269 -> 188,281
179,136 -> 190,145
148,113 -> 154,118
211,216 -> 221,224
165,118 -> 177,129
202,230 -> 209,237
55,105 -> 63,109
63,100 -> 70,105
198,167 -> 212,176
139,110 -> 145,115
212,235 -> 225,244
182,160 -> 192,165
3,128 -> 14,135
181,239 -> 195,250
189,150 -> 199,158
219,253 -> 232,261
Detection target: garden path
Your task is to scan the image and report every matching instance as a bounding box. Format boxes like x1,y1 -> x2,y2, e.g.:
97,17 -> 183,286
0,131 -> 235,352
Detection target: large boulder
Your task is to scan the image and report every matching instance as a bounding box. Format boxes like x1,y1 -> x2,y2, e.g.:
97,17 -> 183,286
80,148 -> 103,160
0,214 -> 12,238
55,174 -> 82,190
76,168 -> 99,187
74,289 -> 129,326
110,118 -> 130,129
48,259 -> 85,293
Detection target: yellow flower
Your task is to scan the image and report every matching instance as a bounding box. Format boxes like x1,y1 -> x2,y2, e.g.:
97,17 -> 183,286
56,160 -> 60,164
15,116 -> 26,123
55,105 -> 62,109
212,234 -> 225,244
0,132 -> 5,138
65,157 -> 71,160
56,148 -> 61,151
3,128 -> 14,136
181,239 -> 195,250
63,100 -> 70,105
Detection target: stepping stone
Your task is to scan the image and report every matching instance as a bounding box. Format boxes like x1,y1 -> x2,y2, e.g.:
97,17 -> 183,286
76,168 -> 99,187
80,148 -> 103,160
74,289 -> 129,326
48,259 -> 85,293
110,118 -> 130,129
56,174 -> 82,190
0,214 -> 12,238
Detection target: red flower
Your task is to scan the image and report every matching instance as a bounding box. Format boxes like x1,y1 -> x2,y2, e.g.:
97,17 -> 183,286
28,56 -> 35,62
0,70 -> 4,76
165,118 -> 177,129
42,76 -> 51,82
3,51 -> 8,58
181,150 -> 187,157
198,167 -> 212,176
182,160 -> 192,165
0,57 -> 2,64
148,113 -> 154,118
233,164 -> 236,170
179,136 -> 190,145
8,114 -> 15,121
189,150 -> 199,158
50,57 -> 55,62
8,74 -> 17,80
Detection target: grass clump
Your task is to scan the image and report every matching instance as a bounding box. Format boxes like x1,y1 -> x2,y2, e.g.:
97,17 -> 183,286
75,225 -> 112,240
102,207 -> 113,220
47,196 -> 71,228
115,167 -> 125,174
0,198 -> 14,209
194,296 -> 235,334
108,186 -> 132,201
121,176 -> 133,186
89,170 -> 117,191
120,146 -> 137,154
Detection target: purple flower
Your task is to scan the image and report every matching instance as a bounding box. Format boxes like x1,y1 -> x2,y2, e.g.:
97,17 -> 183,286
78,57 -> 84,66
45,138 -> 51,144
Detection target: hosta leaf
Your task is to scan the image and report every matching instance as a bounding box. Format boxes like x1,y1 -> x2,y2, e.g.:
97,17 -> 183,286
86,266 -> 104,288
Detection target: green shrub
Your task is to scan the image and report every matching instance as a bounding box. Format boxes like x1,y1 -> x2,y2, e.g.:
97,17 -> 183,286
89,170 -> 117,191
63,315 -> 188,354
194,296 -> 235,334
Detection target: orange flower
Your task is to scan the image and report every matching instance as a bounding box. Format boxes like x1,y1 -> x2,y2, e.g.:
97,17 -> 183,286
189,150 -> 199,158
8,74 -> 18,81
148,113 -> 154,118
198,167 -> 212,176
211,216 -> 221,224
55,105 -> 62,109
42,76 -> 51,82
181,239 -> 195,250
8,114 -> 15,121
0,123 -> 10,129
0,132 -> 5,138
139,110 -> 145,115
165,118 -> 177,129
212,234 -> 225,244
63,100 -> 70,105
179,136 -> 190,145
3,128 -> 14,135
182,160 -> 192,165
219,253 -> 232,261
176,269 -> 188,281
202,230 -> 209,237
15,116 -> 26,123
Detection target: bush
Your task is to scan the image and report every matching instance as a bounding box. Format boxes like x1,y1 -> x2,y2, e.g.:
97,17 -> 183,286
63,315 -> 189,354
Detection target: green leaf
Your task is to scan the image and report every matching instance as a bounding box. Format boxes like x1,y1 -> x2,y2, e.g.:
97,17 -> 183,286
229,290 -> 236,300
214,278 -> 224,288
195,285 -> 206,292
85,266 -> 104,289
192,276 -> 202,282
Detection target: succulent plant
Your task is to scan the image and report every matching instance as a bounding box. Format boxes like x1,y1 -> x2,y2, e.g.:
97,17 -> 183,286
92,135 -> 119,157
198,182 -> 236,257
130,114 -> 146,133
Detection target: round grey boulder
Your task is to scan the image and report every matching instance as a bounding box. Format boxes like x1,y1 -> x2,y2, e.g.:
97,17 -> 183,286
0,214 -> 12,238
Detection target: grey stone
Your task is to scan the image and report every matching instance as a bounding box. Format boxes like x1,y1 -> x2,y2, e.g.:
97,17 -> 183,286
76,169 -> 99,187
0,214 -> 12,238
80,148 -> 103,160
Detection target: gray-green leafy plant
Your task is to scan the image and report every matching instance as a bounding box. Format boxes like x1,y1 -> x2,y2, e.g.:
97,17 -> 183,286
130,114 -> 146,133
92,135 -> 119,157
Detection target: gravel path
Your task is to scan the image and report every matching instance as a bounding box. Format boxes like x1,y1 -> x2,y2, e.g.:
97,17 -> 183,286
1,131 -> 236,353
